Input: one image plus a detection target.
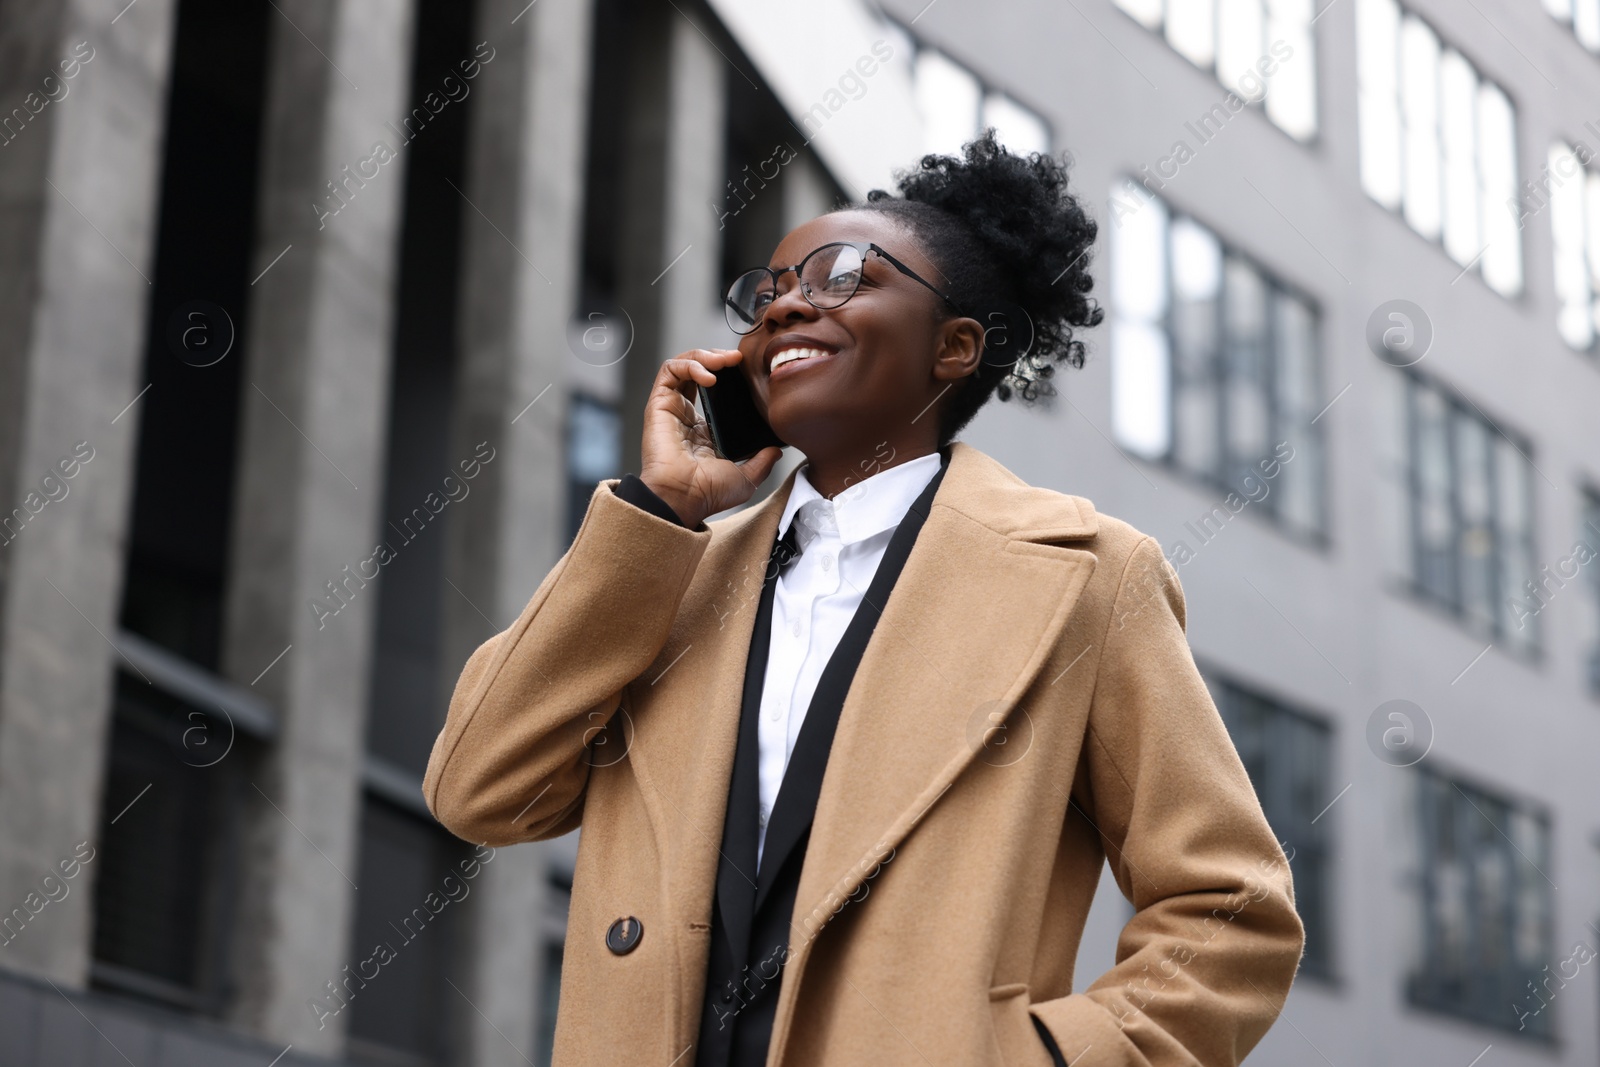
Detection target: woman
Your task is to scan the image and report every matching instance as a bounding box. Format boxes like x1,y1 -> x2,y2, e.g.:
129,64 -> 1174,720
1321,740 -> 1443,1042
423,130 -> 1304,1067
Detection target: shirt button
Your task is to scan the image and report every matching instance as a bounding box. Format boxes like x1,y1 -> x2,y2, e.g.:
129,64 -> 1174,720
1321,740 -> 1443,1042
766,698 -> 782,721
791,618 -> 802,638
820,554 -> 833,572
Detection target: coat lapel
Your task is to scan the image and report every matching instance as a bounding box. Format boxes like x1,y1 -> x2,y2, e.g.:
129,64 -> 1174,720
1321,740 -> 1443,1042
752,447 -> 951,915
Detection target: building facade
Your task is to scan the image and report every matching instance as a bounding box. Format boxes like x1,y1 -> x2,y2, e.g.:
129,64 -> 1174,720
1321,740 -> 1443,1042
0,0 -> 1595,1064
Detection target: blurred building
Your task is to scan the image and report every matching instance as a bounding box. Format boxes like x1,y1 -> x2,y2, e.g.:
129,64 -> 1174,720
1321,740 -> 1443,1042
0,0 -> 1596,1064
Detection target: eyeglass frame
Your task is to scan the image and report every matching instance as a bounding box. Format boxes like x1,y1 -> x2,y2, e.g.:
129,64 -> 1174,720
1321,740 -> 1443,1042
723,240 -> 967,334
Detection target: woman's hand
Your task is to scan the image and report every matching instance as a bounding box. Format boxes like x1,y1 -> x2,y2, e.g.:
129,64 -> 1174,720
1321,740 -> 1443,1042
638,349 -> 783,529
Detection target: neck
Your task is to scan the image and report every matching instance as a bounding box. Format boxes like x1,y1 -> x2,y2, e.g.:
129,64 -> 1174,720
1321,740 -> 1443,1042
801,440 -> 941,500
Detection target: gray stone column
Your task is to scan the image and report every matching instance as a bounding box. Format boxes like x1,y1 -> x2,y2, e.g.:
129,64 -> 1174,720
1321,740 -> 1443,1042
440,0 -> 595,1063
618,4 -> 730,474
217,0 -> 416,1053
0,0 -> 178,985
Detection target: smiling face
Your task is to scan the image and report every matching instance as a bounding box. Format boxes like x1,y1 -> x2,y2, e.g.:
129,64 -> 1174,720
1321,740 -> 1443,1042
733,209 -> 983,480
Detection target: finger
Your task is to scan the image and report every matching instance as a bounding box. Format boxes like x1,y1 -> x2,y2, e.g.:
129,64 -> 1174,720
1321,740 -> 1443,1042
681,347 -> 746,372
654,360 -> 712,404
735,445 -> 783,485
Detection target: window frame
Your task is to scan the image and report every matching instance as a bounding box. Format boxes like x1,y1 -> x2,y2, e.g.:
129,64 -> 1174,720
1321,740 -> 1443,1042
1202,668 -> 1339,983
1355,0 -> 1523,296
1111,183 -> 1330,545
881,14 -> 1056,157
1582,486 -> 1600,695
1542,0 -> 1600,55
1546,139 -> 1600,354
1398,368 -> 1540,653
1108,0 -> 1321,144
1404,762 -> 1556,1041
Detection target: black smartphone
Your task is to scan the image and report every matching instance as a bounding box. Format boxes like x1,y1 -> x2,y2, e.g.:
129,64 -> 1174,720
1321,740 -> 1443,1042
699,360 -> 787,462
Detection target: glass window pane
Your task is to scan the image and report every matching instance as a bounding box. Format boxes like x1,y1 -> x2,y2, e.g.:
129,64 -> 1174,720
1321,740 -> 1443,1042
1438,50 -> 1480,264
1400,15 -> 1442,239
1217,0 -> 1264,97
1267,0 -> 1318,140
1171,218 -> 1223,477
1452,410 -> 1494,631
1113,320 -> 1173,459
1111,171 -> 1172,463
1587,171 -> 1600,340
982,93 -> 1050,156
1223,256 -> 1270,486
1577,0 -> 1600,50
1168,0 -> 1217,67
1412,382 -> 1455,604
1111,179 -> 1169,323
915,50 -> 982,158
1551,143 -> 1594,349
1477,83 -> 1521,295
1494,435 -> 1536,650
1357,0 -> 1403,207
1171,216 -> 1223,300
1203,673 -> 1334,979
1274,293 -> 1321,530
348,799 -> 467,1062
1115,0 -> 1165,30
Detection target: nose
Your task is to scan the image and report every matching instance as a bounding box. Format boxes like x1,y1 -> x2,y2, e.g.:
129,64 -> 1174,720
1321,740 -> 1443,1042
759,270 -> 818,331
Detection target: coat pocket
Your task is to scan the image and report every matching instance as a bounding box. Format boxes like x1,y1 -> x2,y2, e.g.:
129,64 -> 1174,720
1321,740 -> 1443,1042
987,985 -> 1055,1067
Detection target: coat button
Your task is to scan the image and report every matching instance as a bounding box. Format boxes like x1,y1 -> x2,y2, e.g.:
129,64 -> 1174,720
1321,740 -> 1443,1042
606,916 -> 643,955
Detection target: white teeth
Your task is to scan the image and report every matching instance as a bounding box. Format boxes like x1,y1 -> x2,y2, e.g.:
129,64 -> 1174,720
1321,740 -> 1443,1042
770,347 -> 828,372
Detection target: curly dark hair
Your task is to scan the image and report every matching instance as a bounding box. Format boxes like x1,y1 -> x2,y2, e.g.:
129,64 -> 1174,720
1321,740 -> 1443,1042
850,127 -> 1104,446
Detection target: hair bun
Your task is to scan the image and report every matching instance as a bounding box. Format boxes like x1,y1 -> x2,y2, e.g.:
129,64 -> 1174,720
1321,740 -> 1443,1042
861,127 -> 1104,439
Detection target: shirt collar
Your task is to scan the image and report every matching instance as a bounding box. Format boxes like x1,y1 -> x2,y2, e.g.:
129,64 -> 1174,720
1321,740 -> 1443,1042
778,450 -> 944,549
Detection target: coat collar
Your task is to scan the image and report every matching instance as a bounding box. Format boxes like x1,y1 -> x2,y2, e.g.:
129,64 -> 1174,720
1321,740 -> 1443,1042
619,441 -> 1100,1053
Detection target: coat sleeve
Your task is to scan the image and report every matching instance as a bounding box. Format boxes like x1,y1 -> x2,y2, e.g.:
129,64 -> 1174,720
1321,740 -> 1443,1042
421,478 -> 711,847
1029,535 -> 1306,1066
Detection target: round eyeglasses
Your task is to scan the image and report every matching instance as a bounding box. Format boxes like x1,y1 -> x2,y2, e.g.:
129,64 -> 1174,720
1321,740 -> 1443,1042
723,240 -> 965,336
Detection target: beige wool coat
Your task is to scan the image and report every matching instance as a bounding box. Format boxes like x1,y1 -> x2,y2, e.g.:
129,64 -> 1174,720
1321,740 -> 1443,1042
422,441 -> 1305,1067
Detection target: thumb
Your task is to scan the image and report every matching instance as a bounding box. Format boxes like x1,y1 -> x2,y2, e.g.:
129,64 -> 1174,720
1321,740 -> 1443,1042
735,446 -> 783,486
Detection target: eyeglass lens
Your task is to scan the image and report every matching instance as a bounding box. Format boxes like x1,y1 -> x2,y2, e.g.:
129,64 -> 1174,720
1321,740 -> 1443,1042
724,243 -> 867,334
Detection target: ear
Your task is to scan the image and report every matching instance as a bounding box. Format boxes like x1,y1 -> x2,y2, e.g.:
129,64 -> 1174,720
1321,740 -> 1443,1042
931,315 -> 986,385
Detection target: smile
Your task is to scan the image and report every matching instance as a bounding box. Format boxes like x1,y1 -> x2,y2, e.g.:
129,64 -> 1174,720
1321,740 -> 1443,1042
768,347 -> 833,375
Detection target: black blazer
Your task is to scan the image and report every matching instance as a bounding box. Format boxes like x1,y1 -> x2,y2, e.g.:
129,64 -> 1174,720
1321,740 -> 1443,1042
609,449 -> 1067,1067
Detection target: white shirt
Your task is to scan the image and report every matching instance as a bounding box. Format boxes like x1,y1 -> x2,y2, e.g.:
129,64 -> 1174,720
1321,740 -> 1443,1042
754,450 -> 943,870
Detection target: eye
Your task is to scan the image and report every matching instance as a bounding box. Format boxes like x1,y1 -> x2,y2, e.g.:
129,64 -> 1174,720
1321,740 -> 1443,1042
819,267 -> 860,294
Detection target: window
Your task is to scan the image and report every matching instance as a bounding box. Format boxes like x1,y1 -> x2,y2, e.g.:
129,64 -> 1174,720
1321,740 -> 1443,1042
882,17 -> 1052,157
1356,0 -> 1521,294
1206,673 -> 1335,979
1543,0 -> 1600,54
534,869 -> 572,1066
346,798 -> 472,1066
1546,141 -> 1600,351
1111,0 -> 1317,141
1406,766 -> 1554,1039
90,665 -> 263,1014
1110,179 -> 1326,538
1585,488 -> 1600,693
567,392 -> 623,543
1400,370 -> 1537,652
